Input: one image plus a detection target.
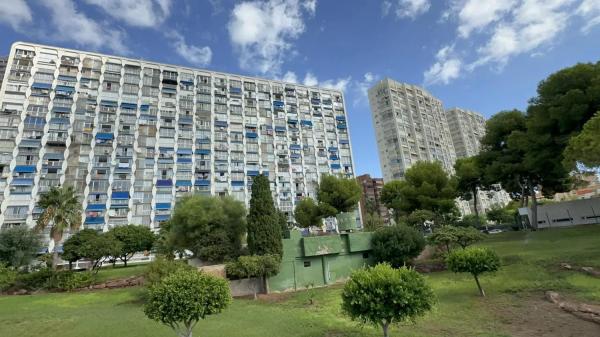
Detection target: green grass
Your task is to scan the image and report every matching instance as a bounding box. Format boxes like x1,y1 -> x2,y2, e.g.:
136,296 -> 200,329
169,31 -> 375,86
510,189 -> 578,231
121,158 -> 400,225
95,264 -> 148,283
1,225 -> 599,337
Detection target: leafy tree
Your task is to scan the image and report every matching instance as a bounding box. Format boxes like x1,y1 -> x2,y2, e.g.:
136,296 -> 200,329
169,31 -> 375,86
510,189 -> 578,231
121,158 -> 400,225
144,269 -> 232,337
454,157 -> 486,230
428,226 -> 457,253
62,229 -> 122,273
446,247 -> 500,297
456,214 -> 487,229
247,175 -> 282,258
453,227 -> 485,248
35,186 -> 82,270
381,161 -> 457,224
225,254 -> 280,299
277,209 -> 289,236
107,225 -> 155,267
363,213 -> 385,232
371,225 -> 425,268
143,257 -> 194,287
293,198 -> 323,228
486,206 -> 514,225
563,112 -> 600,169
169,195 -> 246,263
317,174 -> 362,215
0,227 -> 42,269
404,209 -> 436,230
341,264 -> 434,337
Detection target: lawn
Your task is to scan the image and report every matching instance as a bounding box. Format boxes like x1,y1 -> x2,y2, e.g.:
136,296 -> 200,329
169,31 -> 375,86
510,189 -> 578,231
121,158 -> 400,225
1,225 -> 599,337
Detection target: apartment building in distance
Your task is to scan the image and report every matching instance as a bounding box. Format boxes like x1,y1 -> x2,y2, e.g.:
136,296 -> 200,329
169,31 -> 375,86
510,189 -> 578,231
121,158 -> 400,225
0,42 -> 356,233
368,78 -> 456,182
356,174 -> 389,223
446,107 -> 511,214
0,56 -> 8,89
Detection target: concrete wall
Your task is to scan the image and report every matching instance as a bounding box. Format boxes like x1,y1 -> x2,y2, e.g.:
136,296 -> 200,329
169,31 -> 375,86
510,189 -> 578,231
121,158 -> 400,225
267,230 -> 374,293
229,278 -> 264,297
521,197 -> 600,229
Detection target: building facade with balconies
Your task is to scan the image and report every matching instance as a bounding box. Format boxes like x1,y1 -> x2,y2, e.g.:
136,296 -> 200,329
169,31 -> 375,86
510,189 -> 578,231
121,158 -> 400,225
0,42 -> 356,233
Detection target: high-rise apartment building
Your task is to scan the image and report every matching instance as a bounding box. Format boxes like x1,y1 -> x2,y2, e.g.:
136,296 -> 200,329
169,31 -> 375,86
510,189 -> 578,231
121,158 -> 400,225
445,107 -> 485,159
368,78 -> 456,182
356,174 -> 389,223
0,42 -> 356,232
0,56 -> 8,89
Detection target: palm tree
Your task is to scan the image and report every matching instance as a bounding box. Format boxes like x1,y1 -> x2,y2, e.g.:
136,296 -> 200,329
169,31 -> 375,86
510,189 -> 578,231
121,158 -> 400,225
36,186 -> 82,270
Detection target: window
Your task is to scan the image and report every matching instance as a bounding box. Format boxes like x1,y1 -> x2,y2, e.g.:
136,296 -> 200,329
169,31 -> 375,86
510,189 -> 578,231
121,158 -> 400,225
303,261 -> 311,267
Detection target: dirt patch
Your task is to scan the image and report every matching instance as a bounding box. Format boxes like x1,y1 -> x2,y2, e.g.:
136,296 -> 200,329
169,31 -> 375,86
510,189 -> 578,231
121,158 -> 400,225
560,263 -> 600,278
256,291 -> 293,303
494,294 -> 600,337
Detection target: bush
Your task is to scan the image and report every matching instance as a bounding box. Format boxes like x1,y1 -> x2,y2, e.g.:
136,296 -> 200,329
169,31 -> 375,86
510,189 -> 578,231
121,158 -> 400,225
446,247 -> 501,297
144,257 -> 194,287
0,227 -> 42,269
15,268 -> 54,291
341,263 -> 434,337
225,255 -> 280,280
144,269 -> 231,337
371,225 -> 426,268
46,271 -> 95,291
0,263 -> 17,291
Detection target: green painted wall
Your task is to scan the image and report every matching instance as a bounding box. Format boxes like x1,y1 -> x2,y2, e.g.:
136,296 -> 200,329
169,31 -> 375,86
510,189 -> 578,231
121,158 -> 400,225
268,231 -> 374,293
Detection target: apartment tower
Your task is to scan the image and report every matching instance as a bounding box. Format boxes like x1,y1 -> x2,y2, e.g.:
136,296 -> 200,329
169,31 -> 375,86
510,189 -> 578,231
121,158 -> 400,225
0,42 -> 356,233
368,78 -> 456,182
356,174 -> 389,223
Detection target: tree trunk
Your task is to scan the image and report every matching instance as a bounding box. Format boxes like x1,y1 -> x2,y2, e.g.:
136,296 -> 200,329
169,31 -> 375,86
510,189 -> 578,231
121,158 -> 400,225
382,322 -> 390,337
123,258 -> 128,267
529,184 -> 538,231
474,274 -> 485,297
52,249 -> 59,270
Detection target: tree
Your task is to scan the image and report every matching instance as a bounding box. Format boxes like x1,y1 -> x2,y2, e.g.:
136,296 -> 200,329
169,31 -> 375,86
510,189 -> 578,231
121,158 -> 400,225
341,264 -> 434,337
144,269 -> 232,337
169,195 -> 246,263
563,112 -> 600,169
454,157 -> 486,230
247,175 -> 282,258
427,226 -> 457,253
404,209 -> 436,230
371,225 -> 425,268
0,227 -> 42,269
35,186 -> 82,270
225,254 -> 280,298
453,227 -> 485,248
107,225 -> 155,267
317,174 -> 362,215
486,206 -> 514,225
363,213 -> 385,232
381,161 -> 457,225
293,198 -> 323,228
446,247 -> 500,297
277,209 -> 289,236
456,214 -> 487,229
62,229 -> 122,273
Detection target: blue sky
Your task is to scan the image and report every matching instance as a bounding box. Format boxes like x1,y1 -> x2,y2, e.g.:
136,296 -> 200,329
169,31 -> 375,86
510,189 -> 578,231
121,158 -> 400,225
0,0 -> 599,177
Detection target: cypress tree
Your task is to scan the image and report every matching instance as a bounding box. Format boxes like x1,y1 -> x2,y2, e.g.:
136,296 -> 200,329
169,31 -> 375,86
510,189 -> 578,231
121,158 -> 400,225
247,174 -> 283,258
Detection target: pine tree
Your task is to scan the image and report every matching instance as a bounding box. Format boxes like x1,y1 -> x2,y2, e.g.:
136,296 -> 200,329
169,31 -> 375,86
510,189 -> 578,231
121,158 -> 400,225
247,175 -> 283,258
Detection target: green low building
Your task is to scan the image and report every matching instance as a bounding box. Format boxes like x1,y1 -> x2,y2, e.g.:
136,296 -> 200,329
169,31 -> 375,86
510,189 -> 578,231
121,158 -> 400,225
268,231 -> 374,292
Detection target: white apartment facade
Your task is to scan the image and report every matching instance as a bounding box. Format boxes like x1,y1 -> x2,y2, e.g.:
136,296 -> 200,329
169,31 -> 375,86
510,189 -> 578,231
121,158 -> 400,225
368,78 -> 456,182
0,42 -> 356,233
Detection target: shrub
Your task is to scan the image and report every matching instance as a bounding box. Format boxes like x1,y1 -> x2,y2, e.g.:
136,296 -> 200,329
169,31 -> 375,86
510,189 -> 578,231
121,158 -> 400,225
342,264 -> 434,337
446,247 -> 501,297
144,269 -> 232,337
0,227 -> 42,269
225,255 -> 280,280
46,271 -> 95,291
453,227 -> 485,248
144,257 -> 194,287
15,268 -> 54,291
371,225 -> 426,268
0,263 -> 17,291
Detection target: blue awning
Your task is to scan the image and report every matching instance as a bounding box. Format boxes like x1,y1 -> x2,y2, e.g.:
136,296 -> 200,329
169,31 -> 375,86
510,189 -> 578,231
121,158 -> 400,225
177,158 -> 192,163
96,133 -> 114,140
19,140 -> 40,148
337,124 -> 347,129
85,217 -> 105,225
156,179 -> 173,187
336,115 -> 346,121
162,87 -> 176,93
180,80 -> 194,85
11,178 -> 34,186
214,121 -> 228,127
24,116 -> 46,125
100,100 -> 118,107
339,140 -> 349,145
14,165 -> 36,173
159,147 -> 174,153
231,181 -> 245,186
246,132 -> 258,138
273,100 -> 284,107
301,120 -> 313,126
262,171 -> 269,177
121,102 -> 137,109
140,104 -> 149,111
49,117 -> 70,124
86,204 -> 106,211
288,119 -> 298,124
32,82 -> 52,89
55,85 -> 75,93
111,192 -> 129,199
58,75 -> 76,81
290,144 -> 301,150
328,147 -> 338,152
229,87 -> 242,94
330,155 -> 339,160
179,117 -> 193,124
195,149 -> 210,155
275,126 -> 286,132
247,170 -> 259,176
155,203 -> 171,210
177,148 -> 193,155
176,180 -> 192,187
195,179 -> 210,186
52,106 -> 71,113
155,215 -> 170,222
331,164 -> 341,169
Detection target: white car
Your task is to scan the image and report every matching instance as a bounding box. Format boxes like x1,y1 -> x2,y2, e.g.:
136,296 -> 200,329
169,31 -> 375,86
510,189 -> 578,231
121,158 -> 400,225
487,229 -> 503,234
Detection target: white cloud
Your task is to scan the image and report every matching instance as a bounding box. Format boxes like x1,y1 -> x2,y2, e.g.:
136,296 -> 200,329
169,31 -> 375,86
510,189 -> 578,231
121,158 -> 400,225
227,0 -> 315,75
302,0 -> 317,16
353,72 -> 380,106
395,0 -> 431,19
41,0 -> 127,54
281,71 -> 299,83
167,31 -> 212,67
455,0 -> 517,38
303,72 -> 319,86
84,0 -> 172,27
0,0 -> 32,31
577,0 -> 600,32
424,45 -> 462,85
278,71 -> 350,92
382,1 -> 392,17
